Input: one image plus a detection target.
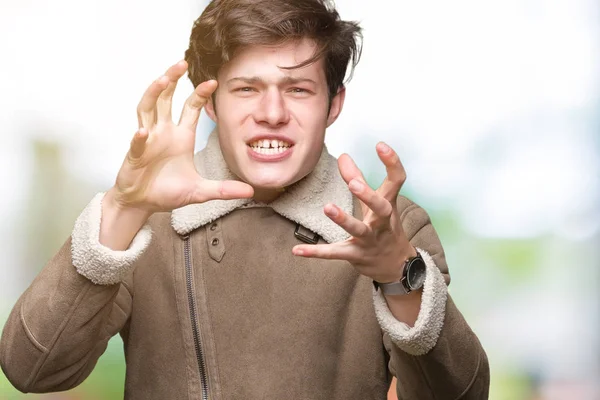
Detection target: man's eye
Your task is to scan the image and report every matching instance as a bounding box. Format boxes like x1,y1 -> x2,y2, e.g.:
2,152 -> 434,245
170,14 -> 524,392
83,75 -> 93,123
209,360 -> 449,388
290,88 -> 307,93
233,86 -> 256,93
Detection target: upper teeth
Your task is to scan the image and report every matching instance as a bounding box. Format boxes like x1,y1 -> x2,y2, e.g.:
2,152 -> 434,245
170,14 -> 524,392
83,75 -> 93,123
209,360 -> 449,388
249,139 -> 291,149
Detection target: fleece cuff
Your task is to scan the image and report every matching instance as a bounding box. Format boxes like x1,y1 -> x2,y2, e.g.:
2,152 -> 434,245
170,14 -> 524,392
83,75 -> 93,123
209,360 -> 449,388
372,247 -> 448,356
71,192 -> 152,285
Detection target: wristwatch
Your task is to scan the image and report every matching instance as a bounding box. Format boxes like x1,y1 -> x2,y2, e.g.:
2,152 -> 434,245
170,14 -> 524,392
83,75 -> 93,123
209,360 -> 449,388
373,250 -> 427,296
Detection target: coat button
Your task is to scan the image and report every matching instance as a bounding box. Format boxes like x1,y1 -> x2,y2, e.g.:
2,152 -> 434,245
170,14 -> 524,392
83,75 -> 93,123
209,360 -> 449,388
211,238 -> 219,246
210,223 -> 218,231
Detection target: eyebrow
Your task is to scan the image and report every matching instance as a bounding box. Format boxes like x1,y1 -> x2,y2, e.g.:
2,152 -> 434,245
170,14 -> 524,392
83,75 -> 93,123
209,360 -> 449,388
226,76 -> 318,86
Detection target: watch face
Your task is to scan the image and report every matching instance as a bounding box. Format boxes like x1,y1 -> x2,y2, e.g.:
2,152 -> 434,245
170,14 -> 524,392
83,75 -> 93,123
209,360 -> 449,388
407,258 -> 426,290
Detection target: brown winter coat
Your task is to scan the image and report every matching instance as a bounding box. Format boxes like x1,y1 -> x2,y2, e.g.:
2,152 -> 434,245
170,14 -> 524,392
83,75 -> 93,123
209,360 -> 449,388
1,132 -> 489,399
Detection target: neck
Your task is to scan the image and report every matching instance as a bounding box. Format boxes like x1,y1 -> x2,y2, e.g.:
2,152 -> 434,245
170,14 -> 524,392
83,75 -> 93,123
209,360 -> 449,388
252,186 -> 286,204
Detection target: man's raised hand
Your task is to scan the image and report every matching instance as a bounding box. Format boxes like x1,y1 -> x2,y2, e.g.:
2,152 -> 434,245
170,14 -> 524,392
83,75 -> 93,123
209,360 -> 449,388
110,60 -> 254,215
292,143 -> 416,284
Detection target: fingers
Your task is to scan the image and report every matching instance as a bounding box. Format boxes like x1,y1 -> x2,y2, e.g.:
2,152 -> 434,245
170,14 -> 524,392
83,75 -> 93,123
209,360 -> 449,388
292,241 -> 360,262
323,203 -> 370,238
128,128 -> 149,159
347,179 -> 393,220
338,153 -> 366,185
156,60 -> 189,123
376,142 -> 407,202
137,75 -> 169,129
192,178 -> 254,203
178,80 -> 218,131
136,60 -> 188,129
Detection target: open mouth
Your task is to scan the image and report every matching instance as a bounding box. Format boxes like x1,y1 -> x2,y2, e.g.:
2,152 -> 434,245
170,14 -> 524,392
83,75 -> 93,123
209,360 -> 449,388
248,139 -> 294,155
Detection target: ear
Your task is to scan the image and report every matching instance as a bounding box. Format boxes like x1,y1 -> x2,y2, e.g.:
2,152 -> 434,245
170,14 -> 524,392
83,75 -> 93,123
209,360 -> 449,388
326,86 -> 346,128
205,94 -> 217,123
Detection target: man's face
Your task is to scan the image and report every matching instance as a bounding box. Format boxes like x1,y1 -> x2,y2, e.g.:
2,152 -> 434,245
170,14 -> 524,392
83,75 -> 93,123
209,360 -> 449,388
205,39 -> 344,194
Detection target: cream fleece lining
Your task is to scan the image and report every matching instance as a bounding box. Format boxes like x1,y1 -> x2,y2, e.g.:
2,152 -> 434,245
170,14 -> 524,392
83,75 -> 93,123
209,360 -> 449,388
71,193 -> 152,285
373,247 -> 448,355
171,130 -> 354,244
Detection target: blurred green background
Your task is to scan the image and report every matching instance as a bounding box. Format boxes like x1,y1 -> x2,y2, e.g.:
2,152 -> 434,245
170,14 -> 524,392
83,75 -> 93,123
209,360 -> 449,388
1,0 -> 599,399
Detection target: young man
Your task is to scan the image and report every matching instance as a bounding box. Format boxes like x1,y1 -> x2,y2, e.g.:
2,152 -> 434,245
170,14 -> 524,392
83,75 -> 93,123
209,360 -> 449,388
1,0 -> 489,398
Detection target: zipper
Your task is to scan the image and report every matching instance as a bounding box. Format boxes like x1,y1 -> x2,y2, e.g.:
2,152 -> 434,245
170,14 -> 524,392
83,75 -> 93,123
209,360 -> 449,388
183,235 -> 209,400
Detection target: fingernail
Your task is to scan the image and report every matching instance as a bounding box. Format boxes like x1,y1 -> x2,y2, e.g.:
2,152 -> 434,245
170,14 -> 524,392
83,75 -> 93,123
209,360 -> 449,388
293,248 -> 304,256
325,204 -> 338,217
349,180 -> 364,192
378,142 -> 391,154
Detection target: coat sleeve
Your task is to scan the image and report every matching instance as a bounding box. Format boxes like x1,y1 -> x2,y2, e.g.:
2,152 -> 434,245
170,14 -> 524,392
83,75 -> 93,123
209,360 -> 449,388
374,197 -> 490,399
0,193 -> 152,393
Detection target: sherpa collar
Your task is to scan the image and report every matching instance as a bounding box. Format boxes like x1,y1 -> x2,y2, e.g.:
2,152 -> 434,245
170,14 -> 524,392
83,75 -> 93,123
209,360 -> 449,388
171,130 -> 354,243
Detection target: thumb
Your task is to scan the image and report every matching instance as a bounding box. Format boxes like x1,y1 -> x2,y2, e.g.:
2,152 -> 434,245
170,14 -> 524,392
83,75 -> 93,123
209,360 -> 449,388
191,178 -> 254,203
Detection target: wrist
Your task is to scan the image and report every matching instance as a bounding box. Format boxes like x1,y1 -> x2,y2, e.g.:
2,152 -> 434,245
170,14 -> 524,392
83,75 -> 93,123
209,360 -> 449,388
374,245 -> 418,284
382,288 -> 422,327
373,247 -> 425,297
104,187 -> 153,219
100,189 -> 153,250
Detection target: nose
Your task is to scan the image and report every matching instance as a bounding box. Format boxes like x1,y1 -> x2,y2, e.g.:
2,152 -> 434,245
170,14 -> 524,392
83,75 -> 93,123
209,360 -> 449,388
253,88 -> 290,127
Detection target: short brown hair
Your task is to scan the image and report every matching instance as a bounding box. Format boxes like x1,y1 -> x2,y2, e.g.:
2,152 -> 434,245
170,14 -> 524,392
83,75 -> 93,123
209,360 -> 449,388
184,0 -> 362,101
